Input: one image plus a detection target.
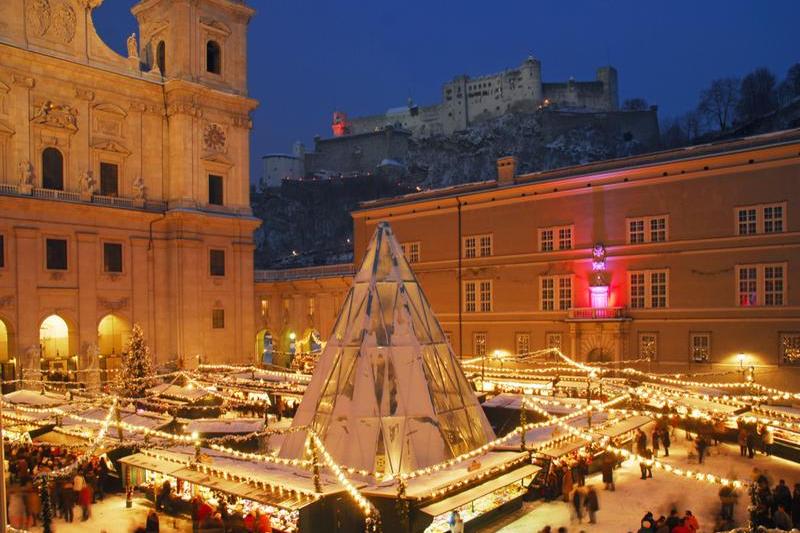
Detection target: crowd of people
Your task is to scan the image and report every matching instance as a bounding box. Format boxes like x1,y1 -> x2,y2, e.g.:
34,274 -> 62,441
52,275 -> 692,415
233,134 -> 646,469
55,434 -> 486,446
637,509 -> 700,532
4,442 -> 110,529
749,468 -> 800,530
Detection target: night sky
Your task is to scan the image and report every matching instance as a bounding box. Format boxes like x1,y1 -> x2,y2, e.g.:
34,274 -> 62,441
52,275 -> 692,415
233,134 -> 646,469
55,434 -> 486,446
92,0 -> 800,181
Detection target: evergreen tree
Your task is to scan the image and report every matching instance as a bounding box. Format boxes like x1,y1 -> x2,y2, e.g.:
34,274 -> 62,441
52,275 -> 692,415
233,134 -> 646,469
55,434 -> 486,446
117,324 -> 155,397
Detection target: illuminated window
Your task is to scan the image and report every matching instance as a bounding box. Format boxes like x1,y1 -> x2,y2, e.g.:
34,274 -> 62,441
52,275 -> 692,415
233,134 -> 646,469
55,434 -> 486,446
100,162 -> 118,196
208,174 -> 224,206
464,280 -> 491,312
515,333 -> 530,355
639,332 -> 658,361
0,319 -> 8,362
463,234 -> 492,258
737,264 -> 785,307
42,147 -> 64,190
308,297 -> 315,316
627,216 -> 668,244
781,333 -> 800,365
212,309 -> 225,329
401,241 -> 421,263
628,270 -> 668,308
540,275 -> 571,310
103,243 -> 123,273
473,332 -> 487,356
260,298 -> 269,318
0,234 -> 4,268
209,249 -> 225,277
46,238 -> 68,270
539,225 -> 573,251
690,332 -> 711,363
736,203 -> 786,235
156,41 -> 166,75
206,40 -> 222,74
40,314 -> 69,359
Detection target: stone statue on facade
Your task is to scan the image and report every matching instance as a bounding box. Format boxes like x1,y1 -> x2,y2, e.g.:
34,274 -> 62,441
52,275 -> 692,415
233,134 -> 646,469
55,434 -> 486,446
127,33 -> 139,59
80,169 -> 97,198
132,176 -> 147,200
18,160 -> 34,186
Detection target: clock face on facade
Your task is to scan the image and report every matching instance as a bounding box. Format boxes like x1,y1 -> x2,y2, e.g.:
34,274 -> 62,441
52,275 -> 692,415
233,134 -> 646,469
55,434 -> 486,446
204,123 -> 227,152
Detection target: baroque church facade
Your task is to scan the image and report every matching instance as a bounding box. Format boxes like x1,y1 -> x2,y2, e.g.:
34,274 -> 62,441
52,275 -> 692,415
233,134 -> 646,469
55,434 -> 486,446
0,0 -> 259,372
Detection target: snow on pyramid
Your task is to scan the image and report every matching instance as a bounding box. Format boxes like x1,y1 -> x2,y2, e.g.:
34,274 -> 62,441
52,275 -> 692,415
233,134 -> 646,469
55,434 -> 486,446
280,222 -> 495,476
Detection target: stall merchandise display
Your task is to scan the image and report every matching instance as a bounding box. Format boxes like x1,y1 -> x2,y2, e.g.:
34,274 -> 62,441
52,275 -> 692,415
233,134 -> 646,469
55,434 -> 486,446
423,478 -> 530,532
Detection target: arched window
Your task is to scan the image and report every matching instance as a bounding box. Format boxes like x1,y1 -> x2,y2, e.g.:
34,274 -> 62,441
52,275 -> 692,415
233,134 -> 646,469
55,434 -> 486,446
206,40 -> 221,74
42,147 -> 64,190
156,41 -> 166,75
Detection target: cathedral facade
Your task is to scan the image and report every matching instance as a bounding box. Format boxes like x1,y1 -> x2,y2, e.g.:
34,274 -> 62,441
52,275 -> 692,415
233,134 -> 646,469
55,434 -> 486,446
0,0 -> 259,373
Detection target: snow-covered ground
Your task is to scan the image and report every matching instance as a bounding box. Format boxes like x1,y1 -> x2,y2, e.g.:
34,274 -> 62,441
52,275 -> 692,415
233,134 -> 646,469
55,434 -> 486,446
486,431 -> 800,533
29,496 -> 194,533
26,430 -> 800,532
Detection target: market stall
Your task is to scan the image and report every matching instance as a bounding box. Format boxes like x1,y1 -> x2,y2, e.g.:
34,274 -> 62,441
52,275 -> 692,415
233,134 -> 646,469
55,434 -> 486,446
120,447 -> 351,533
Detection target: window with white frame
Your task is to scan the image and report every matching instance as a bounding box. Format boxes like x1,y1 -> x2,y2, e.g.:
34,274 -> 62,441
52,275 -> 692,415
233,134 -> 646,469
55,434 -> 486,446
464,280 -> 492,312
690,332 -> 711,363
539,229 -> 554,251
463,234 -> 492,258
736,263 -> 786,307
780,332 -> 800,365
401,241 -> 421,263
539,225 -> 573,251
628,270 -> 669,309
473,332 -> 487,356
639,332 -> 658,361
736,203 -> 786,235
540,275 -> 572,310
515,333 -> 530,355
627,216 -> 668,243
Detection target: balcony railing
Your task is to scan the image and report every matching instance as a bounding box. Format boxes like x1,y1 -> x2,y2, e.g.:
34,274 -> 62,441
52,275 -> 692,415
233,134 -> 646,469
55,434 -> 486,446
255,263 -> 355,282
567,307 -> 629,320
0,183 -> 167,212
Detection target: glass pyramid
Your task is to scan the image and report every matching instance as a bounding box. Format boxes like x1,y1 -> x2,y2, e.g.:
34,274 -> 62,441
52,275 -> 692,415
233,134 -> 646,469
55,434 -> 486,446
279,222 -> 496,476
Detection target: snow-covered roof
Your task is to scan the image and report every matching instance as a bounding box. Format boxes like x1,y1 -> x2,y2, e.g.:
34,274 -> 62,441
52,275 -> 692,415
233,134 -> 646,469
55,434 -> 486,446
148,383 -> 212,402
184,418 -> 264,435
3,389 -> 66,406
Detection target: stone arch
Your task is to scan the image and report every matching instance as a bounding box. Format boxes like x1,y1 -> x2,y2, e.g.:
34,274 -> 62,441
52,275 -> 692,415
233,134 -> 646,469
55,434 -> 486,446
299,328 -> 323,354
587,347 -> 611,363
39,314 -> 71,360
97,313 -> 131,357
255,329 -> 274,366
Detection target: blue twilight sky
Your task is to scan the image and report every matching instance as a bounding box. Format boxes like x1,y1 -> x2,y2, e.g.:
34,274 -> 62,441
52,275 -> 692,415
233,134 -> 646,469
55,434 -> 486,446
93,1 -> 800,181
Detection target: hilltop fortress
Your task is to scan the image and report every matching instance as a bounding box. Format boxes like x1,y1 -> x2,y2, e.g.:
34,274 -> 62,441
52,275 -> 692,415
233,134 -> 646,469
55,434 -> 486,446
339,57 -> 619,138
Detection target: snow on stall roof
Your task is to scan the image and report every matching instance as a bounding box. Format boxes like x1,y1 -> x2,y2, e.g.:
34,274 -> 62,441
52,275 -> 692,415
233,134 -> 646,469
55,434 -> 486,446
62,406 -> 171,431
3,389 -> 66,406
184,418 -> 264,435
496,414 -> 609,451
148,383 -> 211,402
483,394 -> 585,415
362,450 -> 529,500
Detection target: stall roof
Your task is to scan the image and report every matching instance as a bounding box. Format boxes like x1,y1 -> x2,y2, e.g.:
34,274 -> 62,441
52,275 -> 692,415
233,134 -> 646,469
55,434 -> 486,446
149,384 -> 211,402
497,414 -> 609,451
184,418 -> 264,435
753,404 -> 800,418
418,464 -> 539,518
673,396 -> 745,416
120,447 -> 349,509
595,416 -> 652,438
363,451 -> 528,500
4,390 -> 66,406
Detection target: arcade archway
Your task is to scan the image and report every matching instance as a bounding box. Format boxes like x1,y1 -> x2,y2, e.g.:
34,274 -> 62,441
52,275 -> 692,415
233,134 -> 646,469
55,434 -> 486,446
98,314 -> 131,356
256,329 -> 274,366
39,314 -> 70,359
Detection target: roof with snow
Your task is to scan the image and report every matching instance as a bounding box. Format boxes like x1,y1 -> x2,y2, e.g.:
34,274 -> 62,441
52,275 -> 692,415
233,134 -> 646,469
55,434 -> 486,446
3,389 -> 67,406
280,222 -> 495,476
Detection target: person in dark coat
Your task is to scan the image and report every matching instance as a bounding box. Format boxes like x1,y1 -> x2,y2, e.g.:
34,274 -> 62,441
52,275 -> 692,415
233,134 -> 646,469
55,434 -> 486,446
661,427 -> 671,457
584,485 -> 599,524
696,435 -> 708,464
774,479 -> 792,513
571,486 -> 584,524
666,509 -> 680,530
146,510 -> 160,533
652,427 -> 660,457
792,483 -> 800,528
636,429 -> 648,455
774,504 -> 793,531
746,430 -> 756,458
639,448 -> 653,479
61,480 -> 76,523
601,453 -> 615,491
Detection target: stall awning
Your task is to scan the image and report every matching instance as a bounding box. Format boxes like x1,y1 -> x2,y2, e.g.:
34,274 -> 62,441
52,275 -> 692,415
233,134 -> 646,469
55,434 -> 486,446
538,438 -> 587,458
418,464 -> 539,518
595,416 -> 652,438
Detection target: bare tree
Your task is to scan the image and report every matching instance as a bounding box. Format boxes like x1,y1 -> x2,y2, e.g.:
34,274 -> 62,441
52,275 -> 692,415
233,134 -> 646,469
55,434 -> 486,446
778,63 -> 800,105
697,77 -> 739,131
736,67 -> 778,123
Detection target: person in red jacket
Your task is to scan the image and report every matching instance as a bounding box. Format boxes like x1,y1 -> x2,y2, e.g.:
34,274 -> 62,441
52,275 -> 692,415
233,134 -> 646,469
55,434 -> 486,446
671,517 -> 691,533
684,510 -> 699,532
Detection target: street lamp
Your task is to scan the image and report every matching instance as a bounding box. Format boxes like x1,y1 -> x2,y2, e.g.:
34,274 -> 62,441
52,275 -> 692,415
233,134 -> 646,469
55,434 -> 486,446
737,352 -> 746,369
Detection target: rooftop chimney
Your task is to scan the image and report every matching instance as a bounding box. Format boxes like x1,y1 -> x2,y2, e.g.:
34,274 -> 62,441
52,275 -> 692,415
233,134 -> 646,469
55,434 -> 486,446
496,156 -> 518,185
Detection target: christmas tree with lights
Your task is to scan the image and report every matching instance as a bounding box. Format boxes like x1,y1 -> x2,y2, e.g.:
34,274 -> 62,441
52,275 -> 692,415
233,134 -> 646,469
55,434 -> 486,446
117,324 -> 155,398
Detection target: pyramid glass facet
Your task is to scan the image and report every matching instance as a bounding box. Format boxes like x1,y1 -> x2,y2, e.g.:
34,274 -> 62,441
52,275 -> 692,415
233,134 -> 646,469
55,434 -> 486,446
280,222 -> 496,476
